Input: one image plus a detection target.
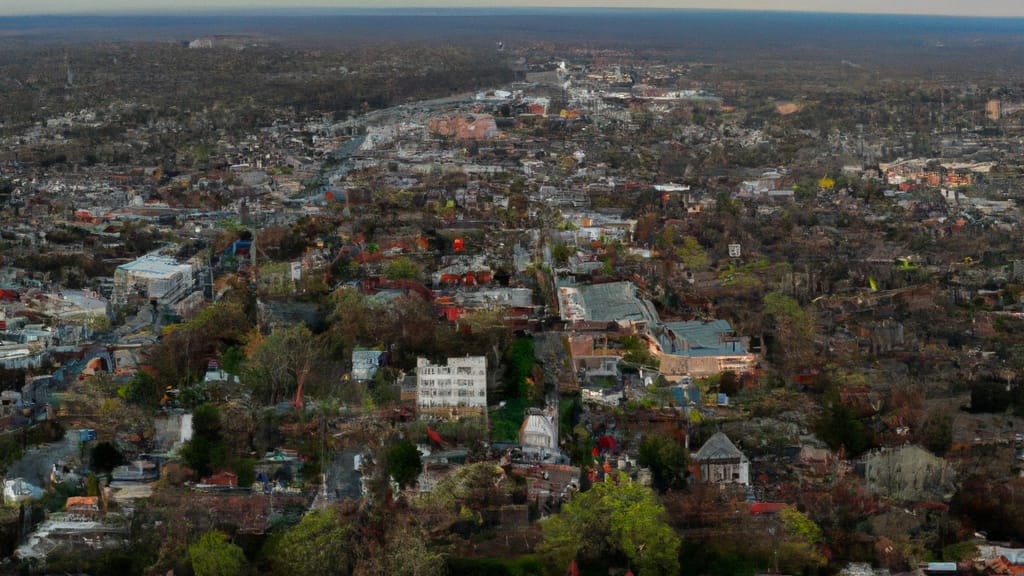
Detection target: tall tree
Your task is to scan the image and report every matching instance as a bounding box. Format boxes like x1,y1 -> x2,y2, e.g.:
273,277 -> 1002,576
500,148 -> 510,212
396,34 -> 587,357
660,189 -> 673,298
539,473 -> 680,576
384,256 -> 422,281
242,324 -> 323,404
90,441 -> 125,474
637,435 -> 688,492
180,403 -> 227,477
386,438 -> 423,490
271,507 -> 353,576
146,299 -> 252,390
776,507 -> 828,574
189,531 -> 246,576
324,286 -> 375,358
918,411 -> 953,456
763,291 -> 816,378
122,369 -> 162,407
677,235 -> 710,271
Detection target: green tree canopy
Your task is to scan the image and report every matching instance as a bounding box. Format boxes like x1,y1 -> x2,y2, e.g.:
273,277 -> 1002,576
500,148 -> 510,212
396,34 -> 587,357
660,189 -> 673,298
420,462 -> 510,513
776,507 -> 827,574
180,403 -> 227,478
816,388 -> 872,457
918,411 -> 953,456
385,255 -> 422,281
121,369 -> 162,407
147,299 -> 253,390
620,335 -> 660,371
271,508 -> 353,576
551,242 -> 572,266
357,524 -> 447,576
386,438 -> 423,489
324,286 -> 376,358
762,291 -> 816,377
637,435 -> 688,492
676,235 -> 710,271
539,473 -> 680,576
189,531 -> 246,576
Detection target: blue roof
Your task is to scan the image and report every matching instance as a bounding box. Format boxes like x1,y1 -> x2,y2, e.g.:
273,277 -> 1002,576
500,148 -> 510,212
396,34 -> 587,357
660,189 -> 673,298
660,319 -> 747,357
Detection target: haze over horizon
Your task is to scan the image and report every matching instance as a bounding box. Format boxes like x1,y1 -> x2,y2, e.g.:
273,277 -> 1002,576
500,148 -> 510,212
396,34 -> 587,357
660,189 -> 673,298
0,0 -> 1022,18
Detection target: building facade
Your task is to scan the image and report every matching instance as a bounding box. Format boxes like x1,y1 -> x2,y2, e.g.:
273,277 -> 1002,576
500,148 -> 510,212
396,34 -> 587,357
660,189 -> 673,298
416,356 -> 487,418
691,432 -> 750,486
113,254 -> 194,306
352,349 -> 386,382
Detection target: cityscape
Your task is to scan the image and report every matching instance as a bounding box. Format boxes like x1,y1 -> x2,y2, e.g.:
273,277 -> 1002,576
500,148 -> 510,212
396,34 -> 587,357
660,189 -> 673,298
2,7 -> 1024,576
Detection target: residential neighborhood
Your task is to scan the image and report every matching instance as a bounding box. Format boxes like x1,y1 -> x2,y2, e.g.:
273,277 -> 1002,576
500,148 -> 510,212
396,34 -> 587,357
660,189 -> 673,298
3,8 -> 1024,576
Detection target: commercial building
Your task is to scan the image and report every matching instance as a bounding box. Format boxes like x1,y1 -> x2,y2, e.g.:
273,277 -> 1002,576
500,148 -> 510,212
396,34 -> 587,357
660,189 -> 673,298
112,254 -> 194,306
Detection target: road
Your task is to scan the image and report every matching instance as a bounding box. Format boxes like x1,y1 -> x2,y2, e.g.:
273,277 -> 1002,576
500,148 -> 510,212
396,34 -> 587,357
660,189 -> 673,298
5,430 -> 80,489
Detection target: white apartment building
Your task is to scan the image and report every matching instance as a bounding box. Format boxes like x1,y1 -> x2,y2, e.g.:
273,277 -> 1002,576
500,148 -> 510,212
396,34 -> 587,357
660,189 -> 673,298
416,356 -> 487,417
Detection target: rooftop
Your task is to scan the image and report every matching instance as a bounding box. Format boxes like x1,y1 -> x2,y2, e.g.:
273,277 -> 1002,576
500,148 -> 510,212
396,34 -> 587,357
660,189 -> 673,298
693,432 -> 747,463
116,254 -> 191,279
660,319 -> 747,357
559,281 -> 659,325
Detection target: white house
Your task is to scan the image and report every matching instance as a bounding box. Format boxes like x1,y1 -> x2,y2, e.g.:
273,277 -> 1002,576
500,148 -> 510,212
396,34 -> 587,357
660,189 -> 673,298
691,432 -> 749,486
520,408 -> 558,451
352,349 -> 385,381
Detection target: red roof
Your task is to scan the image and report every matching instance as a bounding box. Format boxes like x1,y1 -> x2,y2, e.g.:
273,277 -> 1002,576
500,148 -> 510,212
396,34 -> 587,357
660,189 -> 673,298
202,471 -> 238,487
749,502 -> 789,515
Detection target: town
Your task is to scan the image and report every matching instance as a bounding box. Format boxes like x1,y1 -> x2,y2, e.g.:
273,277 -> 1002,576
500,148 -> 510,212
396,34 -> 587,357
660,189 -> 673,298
2,9 -> 1024,576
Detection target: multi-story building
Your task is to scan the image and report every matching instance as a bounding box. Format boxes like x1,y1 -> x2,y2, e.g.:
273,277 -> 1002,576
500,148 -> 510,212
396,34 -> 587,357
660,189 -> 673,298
112,254 -> 194,306
416,356 -> 487,418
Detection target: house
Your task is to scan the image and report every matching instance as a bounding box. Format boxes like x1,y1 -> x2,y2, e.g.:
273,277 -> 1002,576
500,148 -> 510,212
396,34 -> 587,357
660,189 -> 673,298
203,363 -> 238,386
65,496 -> 101,516
557,281 -> 660,326
977,546 -> 1024,575
575,354 -> 621,382
838,563 -> 893,576
581,384 -> 623,407
520,408 -> 558,451
656,319 -> 755,377
3,478 -> 42,505
691,432 -> 750,485
200,471 -> 239,488
352,349 -> 385,381
416,356 -> 487,418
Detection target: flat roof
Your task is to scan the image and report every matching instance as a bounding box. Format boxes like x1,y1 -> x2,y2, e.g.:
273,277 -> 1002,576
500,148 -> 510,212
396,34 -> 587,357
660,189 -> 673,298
116,255 -> 190,278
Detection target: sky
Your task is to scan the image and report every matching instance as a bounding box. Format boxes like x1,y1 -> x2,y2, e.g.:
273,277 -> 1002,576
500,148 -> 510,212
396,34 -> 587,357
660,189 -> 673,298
0,0 -> 1022,18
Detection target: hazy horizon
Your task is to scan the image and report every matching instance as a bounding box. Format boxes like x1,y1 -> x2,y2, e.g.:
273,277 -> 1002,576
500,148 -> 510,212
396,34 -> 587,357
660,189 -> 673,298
0,0 -> 1023,19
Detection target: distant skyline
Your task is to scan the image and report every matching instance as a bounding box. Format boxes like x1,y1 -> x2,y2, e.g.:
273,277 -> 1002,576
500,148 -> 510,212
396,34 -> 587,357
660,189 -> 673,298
1,0 -> 1023,18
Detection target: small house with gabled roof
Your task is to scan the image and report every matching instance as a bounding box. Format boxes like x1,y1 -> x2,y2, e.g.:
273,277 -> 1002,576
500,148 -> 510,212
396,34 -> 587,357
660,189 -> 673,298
691,431 -> 750,486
